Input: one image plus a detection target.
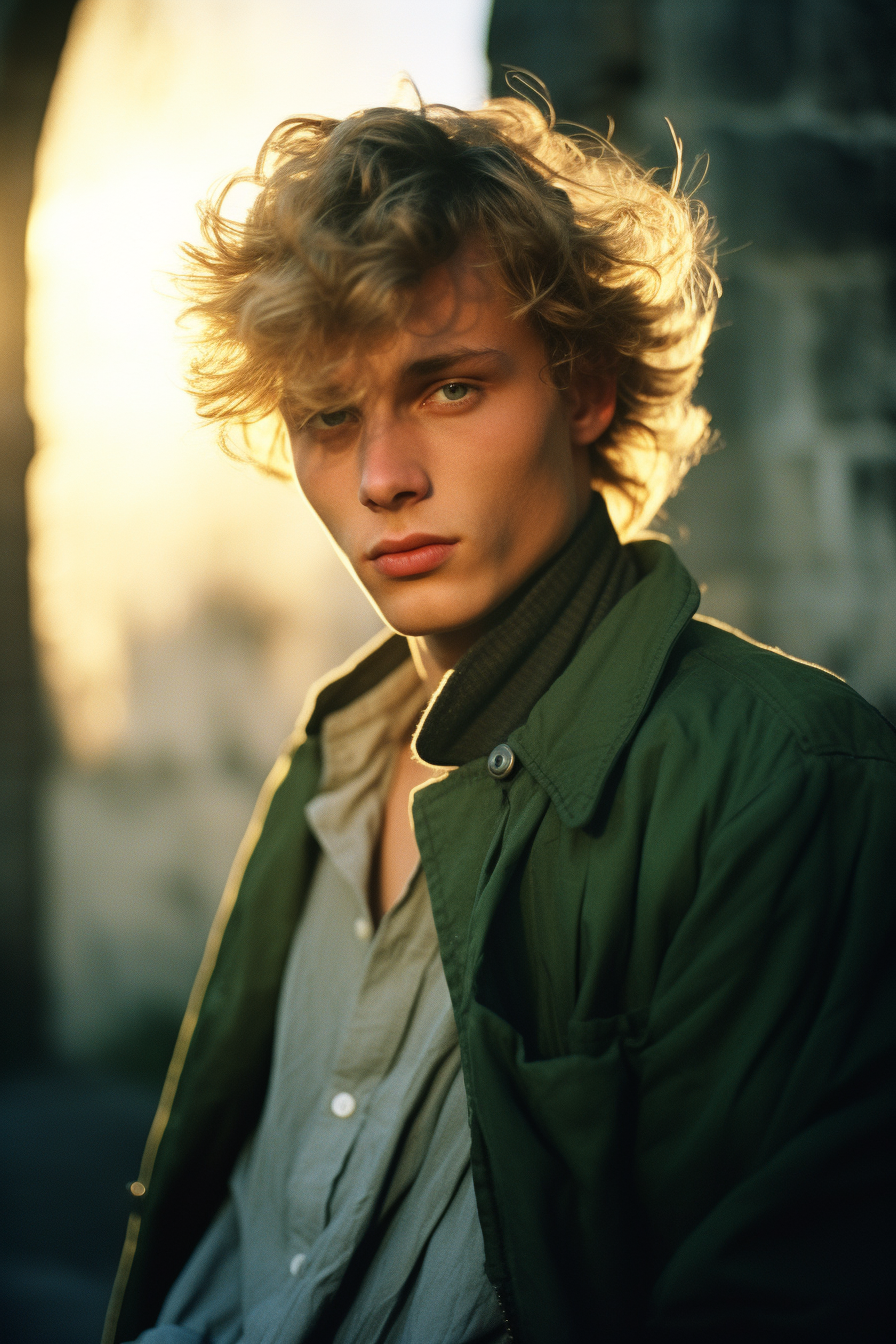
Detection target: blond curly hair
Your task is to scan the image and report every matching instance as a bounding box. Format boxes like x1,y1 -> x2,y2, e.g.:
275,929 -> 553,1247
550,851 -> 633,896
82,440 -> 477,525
180,95 -> 720,535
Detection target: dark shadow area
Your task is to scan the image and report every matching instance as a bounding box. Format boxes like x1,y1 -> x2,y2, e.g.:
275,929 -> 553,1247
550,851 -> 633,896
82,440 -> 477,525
0,1071 -> 158,1344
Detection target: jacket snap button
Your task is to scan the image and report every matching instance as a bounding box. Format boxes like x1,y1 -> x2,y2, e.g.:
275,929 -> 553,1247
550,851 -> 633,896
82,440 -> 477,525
487,744 -> 515,779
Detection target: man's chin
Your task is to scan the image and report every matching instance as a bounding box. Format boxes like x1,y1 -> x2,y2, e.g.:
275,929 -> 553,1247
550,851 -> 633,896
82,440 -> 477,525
383,615 -> 485,641
356,569 -> 517,655
378,606 -> 505,664
364,584 -> 486,637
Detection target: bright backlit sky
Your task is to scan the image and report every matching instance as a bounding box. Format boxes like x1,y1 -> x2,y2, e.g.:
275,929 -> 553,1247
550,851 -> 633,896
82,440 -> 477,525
26,0 -> 492,761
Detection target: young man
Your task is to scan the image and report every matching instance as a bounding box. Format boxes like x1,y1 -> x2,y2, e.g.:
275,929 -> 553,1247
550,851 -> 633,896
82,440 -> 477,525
106,98 -> 895,1344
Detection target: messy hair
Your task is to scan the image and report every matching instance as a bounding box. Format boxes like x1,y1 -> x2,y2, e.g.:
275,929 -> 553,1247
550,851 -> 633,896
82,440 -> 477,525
180,92 -> 719,535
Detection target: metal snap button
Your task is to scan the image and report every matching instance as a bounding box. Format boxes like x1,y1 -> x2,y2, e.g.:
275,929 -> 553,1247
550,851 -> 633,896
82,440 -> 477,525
487,744 -> 515,779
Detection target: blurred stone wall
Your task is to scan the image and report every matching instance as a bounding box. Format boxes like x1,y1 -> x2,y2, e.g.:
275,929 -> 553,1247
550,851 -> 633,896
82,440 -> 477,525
489,0 -> 896,718
41,586 -> 380,1080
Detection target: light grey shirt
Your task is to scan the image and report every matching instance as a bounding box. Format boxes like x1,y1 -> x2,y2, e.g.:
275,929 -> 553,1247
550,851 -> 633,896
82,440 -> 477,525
137,658 -> 508,1344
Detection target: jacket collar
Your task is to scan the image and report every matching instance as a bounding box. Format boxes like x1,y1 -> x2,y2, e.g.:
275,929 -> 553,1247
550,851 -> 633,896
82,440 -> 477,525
299,538 -> 699,828
509,538 -> 700,827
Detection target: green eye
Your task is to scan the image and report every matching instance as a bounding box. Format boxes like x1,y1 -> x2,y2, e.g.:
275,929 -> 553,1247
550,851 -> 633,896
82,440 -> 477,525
440,383 -> 469,402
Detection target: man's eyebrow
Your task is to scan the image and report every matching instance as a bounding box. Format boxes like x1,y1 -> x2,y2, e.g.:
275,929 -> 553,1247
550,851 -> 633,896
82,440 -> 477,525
401,347 -> 510,380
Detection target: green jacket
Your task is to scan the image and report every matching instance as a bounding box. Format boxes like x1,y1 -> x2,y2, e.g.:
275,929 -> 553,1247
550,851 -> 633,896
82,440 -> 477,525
107,539 -> 896,1344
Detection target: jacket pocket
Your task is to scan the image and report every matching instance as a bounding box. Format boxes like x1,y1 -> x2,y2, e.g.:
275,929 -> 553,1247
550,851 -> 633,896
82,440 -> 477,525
465,1000 -> 645,1336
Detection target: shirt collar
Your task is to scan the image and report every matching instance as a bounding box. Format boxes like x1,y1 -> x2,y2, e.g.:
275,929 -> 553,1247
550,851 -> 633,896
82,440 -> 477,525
304,657 -> 427,901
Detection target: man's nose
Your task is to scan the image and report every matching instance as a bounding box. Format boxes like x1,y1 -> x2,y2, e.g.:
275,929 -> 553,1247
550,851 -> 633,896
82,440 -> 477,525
358,419 -> 431,511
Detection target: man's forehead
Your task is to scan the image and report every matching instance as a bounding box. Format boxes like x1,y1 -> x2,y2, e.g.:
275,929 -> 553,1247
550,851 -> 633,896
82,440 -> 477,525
291,267 -> 518,407
404,241 -> 498,330
290,338 -> 512,410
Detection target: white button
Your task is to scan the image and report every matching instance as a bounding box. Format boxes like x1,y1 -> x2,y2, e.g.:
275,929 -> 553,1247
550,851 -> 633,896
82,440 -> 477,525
289,1252 -> 306,1276
353,916 -> 373,942
330,1091 -> 356,1118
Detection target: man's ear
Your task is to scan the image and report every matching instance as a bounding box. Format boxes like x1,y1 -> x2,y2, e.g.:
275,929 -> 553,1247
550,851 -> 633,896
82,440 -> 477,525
567,368 -> 616,446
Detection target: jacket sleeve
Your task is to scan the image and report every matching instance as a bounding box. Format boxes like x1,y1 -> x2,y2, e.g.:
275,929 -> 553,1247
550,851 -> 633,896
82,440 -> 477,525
638,750 -> 896,1342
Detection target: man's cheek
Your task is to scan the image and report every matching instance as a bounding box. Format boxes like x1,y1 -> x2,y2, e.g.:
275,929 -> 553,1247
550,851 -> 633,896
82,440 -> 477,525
297,467 -> 341,529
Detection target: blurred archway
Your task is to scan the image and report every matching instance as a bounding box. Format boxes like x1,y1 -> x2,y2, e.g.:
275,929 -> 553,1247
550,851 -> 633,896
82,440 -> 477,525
25,0 -> 490,1070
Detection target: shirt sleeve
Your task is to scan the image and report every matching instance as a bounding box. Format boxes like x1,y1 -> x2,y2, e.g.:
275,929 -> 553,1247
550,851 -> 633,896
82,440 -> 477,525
640,751 -> 896,1339
152,1194 -> 243,1344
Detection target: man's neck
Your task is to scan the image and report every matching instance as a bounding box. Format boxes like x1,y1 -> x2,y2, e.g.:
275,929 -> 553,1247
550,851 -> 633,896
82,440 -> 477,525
408,627 -> 485,698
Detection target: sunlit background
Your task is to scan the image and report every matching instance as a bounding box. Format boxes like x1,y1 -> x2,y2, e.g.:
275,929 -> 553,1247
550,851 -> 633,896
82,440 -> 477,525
26,0 -> 491,1067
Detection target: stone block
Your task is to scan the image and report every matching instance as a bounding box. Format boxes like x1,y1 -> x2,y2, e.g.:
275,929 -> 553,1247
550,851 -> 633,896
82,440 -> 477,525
487,0 -> 643,135
813,276 -> 889,421
854,458 -> 896,544
807,0 -> 896,116
704,127 -> 896,250
650,0 -> 797,103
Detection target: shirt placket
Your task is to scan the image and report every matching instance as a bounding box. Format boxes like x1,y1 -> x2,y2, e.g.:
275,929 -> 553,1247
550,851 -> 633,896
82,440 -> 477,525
284,866 -> 433,1248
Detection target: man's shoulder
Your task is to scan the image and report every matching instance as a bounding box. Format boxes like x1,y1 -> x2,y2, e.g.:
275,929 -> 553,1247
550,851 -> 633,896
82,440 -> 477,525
654,613 -> 896,770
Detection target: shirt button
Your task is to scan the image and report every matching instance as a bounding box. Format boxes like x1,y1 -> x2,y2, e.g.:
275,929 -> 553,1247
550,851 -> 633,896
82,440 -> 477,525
353,916 -> 373,942
289,1252 -> 306,1276
330,1091 -> 356,1118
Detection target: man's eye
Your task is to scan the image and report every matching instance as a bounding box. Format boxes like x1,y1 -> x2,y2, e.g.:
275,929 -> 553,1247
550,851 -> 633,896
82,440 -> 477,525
435,382 -> 471,404
308,408 -> 352,429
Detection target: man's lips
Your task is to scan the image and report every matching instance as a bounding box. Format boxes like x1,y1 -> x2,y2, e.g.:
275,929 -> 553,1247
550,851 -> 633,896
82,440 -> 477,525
367,534 -> 458,578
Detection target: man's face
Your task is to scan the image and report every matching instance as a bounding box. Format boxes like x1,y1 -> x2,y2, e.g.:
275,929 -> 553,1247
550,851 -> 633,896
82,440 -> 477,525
287,243 -> 615,654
